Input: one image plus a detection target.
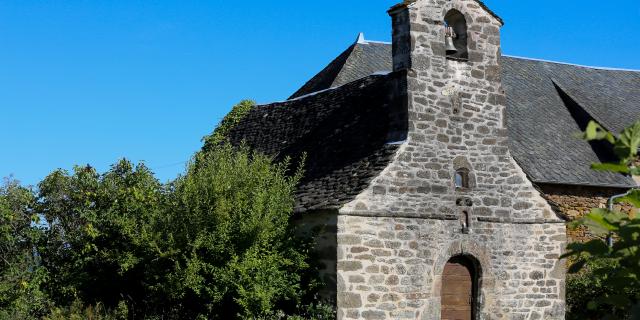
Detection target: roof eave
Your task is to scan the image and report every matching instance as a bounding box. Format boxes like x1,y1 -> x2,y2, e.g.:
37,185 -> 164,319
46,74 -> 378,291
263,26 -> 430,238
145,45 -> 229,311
387,2 -> 408,15
533,179 -> 637,190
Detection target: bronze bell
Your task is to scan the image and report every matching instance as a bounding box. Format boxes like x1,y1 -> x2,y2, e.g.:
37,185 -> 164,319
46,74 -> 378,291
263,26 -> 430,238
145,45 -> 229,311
445,26 -> 457,54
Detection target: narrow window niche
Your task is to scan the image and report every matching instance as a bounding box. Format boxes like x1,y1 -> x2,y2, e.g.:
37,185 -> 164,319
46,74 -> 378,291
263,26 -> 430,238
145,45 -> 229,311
456,197 -> 473,234
453,156 -> 475,191
452,91 -> 461,115
444,9 -> 469,60
454,168 -> 470,189
461,210 -> 471,234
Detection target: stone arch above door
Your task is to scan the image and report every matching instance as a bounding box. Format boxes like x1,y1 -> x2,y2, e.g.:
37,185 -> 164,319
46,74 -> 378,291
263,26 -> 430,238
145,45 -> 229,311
433,240 -> 492,277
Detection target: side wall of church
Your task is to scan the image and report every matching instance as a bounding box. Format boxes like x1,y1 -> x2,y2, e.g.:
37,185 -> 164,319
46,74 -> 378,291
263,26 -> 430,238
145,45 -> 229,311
540,184 -> 636,243
336,0 -> 567,319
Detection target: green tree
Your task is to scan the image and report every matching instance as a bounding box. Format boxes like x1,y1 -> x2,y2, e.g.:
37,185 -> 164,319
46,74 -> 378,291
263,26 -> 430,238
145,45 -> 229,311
36,161 -> 164,316
157,144 -> 310,319
0,99 -> 331,319
0,178 -> 49,319
564,120 -> 640,319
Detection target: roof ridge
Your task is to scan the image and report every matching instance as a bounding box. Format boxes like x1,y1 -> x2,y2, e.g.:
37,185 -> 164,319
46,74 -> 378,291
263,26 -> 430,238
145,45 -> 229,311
354,32 -> 392,45
333,41 -> 366,88
360,39 -> 392,45
288,43 -> 357,99
274,73 -> 388,104
504,54 -> 640,73
345,40 -> 640,72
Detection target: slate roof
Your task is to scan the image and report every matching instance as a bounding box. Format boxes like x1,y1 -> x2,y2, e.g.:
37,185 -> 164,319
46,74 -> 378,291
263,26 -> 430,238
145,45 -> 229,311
289,37 -> 392,99
501,56 -> 639,187
287,39 -> 638,189
226,73 -> 404,212
227,38 -> 638,211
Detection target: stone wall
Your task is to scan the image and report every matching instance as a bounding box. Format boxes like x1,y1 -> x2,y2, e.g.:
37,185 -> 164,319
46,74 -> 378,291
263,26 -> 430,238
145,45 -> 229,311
335,0 -> 567,318
337,215 -> 566,319
539,184 -> 636,243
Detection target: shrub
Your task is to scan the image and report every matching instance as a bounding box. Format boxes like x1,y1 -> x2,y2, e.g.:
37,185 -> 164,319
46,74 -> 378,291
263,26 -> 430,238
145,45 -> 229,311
157,144 -> 309,318
566,259 -> 640,320
564,120 -> 640,318
0,100 -> 332,319
0,178 -> 50,319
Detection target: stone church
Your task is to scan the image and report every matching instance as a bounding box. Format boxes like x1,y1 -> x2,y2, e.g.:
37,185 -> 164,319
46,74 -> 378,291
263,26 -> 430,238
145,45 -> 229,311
226,0 -> 640,319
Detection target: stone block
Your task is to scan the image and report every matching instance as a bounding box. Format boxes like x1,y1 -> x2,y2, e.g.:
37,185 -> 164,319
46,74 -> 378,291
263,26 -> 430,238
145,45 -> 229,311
338,292 -> 362,308
338,261 -> 363,272
362,310 -> 386,320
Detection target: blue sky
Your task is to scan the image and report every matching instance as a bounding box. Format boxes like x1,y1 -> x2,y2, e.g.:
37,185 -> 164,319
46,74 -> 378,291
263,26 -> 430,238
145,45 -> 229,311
2,0 -> 639,187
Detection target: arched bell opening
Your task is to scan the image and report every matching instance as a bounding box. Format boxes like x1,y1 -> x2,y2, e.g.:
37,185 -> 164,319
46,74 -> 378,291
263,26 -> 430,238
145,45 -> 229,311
441,255 -> 480,320
444,9 -> 469,60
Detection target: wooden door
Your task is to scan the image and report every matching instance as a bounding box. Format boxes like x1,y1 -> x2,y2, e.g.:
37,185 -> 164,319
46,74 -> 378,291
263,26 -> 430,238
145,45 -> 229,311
441,257 -> 475,320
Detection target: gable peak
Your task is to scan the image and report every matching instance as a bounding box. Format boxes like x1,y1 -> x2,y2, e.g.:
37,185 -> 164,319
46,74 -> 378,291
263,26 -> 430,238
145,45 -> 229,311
389,0 -> 504,26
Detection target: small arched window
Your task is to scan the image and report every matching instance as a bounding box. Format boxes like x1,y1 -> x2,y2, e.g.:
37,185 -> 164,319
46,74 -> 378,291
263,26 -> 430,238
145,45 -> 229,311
454,168 -> 470,189
444,9 -> 469,60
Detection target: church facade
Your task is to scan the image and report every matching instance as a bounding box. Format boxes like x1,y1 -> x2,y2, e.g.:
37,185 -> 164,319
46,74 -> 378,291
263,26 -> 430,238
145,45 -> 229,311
226,0 -> 639,319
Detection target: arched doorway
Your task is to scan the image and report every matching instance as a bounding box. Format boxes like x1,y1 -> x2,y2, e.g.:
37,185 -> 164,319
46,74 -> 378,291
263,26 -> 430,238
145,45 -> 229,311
441,256 -> 478,320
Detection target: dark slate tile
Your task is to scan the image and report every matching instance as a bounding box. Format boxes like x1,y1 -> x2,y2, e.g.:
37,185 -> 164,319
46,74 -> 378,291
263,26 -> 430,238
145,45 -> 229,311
231,42 -> 637,211
228,73 -> 404,212
286,41 -> 636,189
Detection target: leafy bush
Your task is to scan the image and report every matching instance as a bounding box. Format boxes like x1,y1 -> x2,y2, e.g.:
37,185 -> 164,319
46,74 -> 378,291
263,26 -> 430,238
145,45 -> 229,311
0,178 -> 50,319
564,120 -> 640,319
44,300 -> 127,320
566,259 -> 640,320
157,144 -> 310,318
22,146 -> 323,319
36,161 -> 165,314
0,100 -> 333,319
201,99 -> 255,150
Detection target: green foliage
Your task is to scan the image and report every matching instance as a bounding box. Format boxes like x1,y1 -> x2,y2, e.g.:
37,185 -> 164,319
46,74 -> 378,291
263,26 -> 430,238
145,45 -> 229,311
258,300 -> 336,320
583,121 -> 640,175
36,161 -> 164,313
292,300 -> 336,320
28,149 -> 319,319
566,259 -> 640,320
0,100 -> 332,319
44,300 -> 127,320
0,178 -> 50,319
564,209 -> 640,316
202,99 -> 255,151
160,144 -> 309,318
565,119 -> 640,318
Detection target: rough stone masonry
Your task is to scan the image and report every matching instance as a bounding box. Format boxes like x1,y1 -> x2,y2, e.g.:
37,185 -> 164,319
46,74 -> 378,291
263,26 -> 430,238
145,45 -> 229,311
336,0 -> 567,319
